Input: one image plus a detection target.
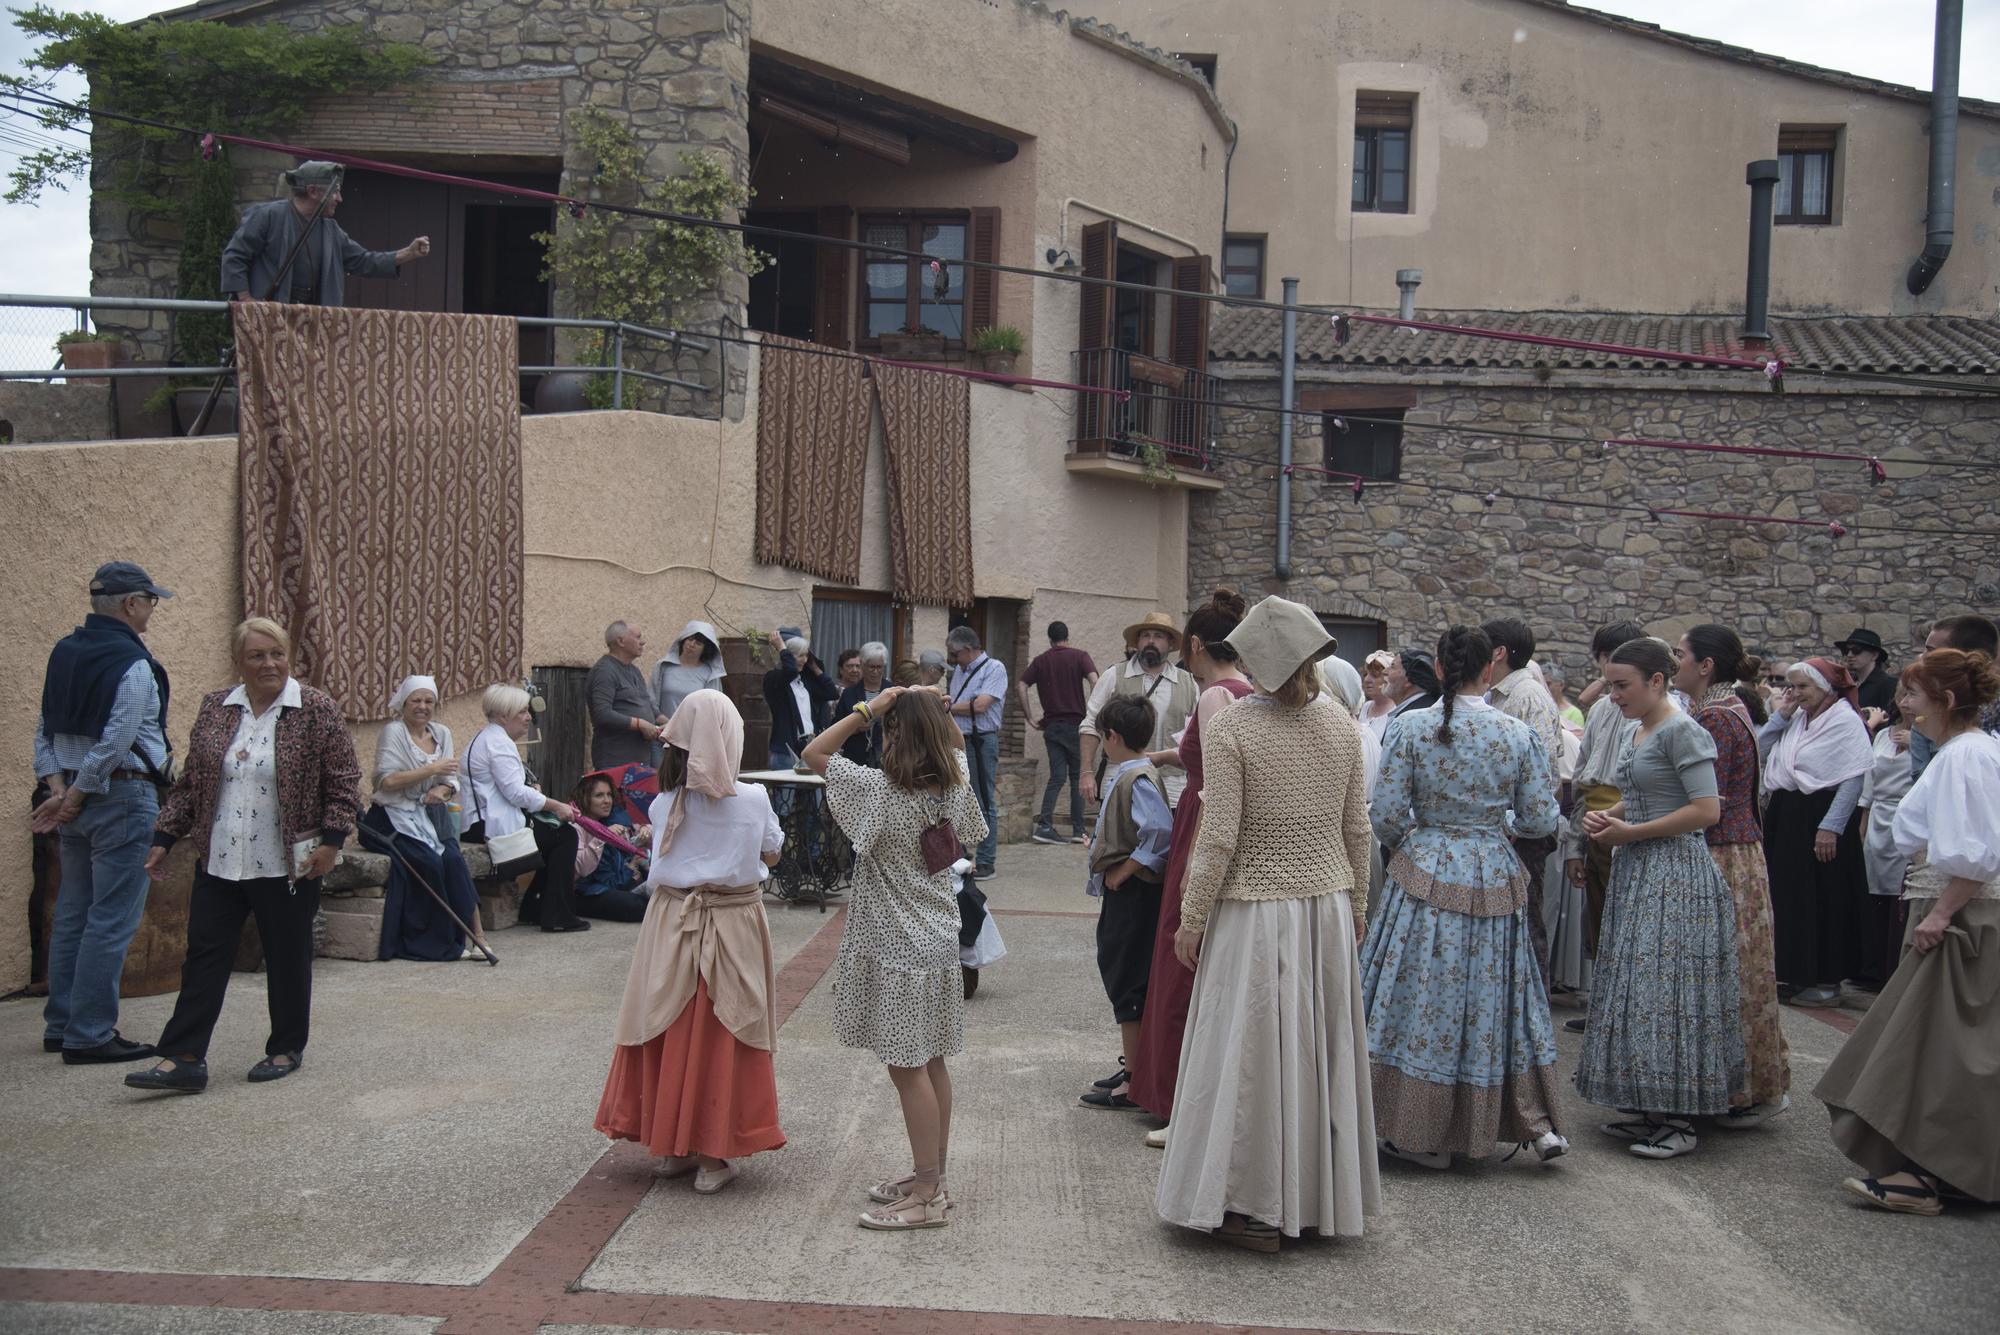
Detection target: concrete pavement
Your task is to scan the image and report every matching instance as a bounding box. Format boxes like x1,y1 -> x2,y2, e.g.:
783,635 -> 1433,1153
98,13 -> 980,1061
1,840 -> 1994,1334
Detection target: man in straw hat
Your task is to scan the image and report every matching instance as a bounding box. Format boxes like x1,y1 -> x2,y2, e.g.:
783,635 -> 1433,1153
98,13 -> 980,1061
220,161 -> 431,307
1081,611 -> 1199,809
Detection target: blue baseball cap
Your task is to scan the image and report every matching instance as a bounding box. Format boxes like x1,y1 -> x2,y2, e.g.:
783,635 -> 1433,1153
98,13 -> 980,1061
90,561 -> 172,599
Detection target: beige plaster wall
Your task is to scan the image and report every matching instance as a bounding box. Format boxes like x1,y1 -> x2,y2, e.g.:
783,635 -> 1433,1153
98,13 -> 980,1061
1079,0 -> 2000,316
0,339 -> 1183,991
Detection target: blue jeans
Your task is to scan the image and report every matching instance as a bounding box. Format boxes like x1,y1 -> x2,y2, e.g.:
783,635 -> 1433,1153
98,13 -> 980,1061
44,777 -> 158,1049
1038,719 -> 1084,836
965,731 -> 1000,870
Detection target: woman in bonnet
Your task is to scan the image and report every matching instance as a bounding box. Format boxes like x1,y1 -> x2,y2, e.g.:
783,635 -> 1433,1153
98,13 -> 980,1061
365,674 -> 489,961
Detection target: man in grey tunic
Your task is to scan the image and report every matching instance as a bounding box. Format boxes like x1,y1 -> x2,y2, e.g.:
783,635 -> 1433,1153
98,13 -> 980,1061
219,161 -> 431,306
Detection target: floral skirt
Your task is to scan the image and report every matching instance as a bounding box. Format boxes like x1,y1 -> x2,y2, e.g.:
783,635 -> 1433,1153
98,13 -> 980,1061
1711,841 -> 1790,1106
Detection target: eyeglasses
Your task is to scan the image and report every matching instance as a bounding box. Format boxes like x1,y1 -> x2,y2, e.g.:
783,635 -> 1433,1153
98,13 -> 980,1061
1763,676 -> 1787,686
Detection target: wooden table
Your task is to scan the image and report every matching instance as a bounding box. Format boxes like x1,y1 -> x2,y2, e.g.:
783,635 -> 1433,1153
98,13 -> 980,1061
740,769 -> 854,911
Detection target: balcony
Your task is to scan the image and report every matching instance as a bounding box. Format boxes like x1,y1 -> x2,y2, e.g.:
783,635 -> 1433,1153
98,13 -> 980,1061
1068,347 -> 1223,490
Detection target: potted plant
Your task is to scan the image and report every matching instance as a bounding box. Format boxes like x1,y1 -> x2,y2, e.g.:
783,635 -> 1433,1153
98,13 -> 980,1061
880,323 -> 947,361
55,330 -> 125,384
969,324 -> 1024,375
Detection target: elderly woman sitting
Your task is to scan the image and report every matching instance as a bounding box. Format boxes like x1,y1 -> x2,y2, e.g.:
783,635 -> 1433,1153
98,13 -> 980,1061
365,675 -> 490,962
573,771 -> 653,922
463,683 -> 585,933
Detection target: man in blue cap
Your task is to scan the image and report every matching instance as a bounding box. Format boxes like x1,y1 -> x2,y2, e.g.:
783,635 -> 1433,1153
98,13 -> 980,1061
32,562 -> 175,1064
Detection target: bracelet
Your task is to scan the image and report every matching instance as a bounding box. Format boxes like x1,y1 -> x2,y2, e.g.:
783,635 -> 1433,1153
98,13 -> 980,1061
853,700 -> 872,723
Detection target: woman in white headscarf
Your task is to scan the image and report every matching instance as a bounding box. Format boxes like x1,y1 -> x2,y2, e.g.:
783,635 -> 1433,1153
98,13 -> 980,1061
594,690 -> 787,1196
365,675 -> 490,961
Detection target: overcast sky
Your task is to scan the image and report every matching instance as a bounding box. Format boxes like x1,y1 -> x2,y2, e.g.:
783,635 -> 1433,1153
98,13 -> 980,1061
1,0 -> 1994,357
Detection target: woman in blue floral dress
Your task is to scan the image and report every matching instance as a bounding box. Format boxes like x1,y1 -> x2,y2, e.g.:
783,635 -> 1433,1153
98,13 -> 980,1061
1361,625 -> 1569,1169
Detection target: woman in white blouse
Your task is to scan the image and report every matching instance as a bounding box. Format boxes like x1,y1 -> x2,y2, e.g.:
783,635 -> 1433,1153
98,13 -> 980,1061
1816,648 -> 2000,1214
463,683 -> 584,933
365,675 -> 491,961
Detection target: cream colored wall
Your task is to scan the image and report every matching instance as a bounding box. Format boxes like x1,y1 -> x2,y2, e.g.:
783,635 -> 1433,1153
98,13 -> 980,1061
1078,0 -> 2000,316
0,339 -> 1185,990
752,0 -> 1229,380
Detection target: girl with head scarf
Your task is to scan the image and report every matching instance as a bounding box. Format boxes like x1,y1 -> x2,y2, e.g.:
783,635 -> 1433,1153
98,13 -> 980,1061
364,675 -> 490,961
1757,656 -> 1875,1008
594,690 -> 787,1196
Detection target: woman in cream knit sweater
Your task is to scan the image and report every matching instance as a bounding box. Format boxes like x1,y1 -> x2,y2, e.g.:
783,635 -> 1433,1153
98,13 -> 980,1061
1156,595 -> 1381,1252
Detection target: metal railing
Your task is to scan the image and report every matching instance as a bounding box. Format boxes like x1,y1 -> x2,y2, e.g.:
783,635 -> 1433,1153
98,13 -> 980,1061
0,293 -> 717,411
1069,346 -> 1217,469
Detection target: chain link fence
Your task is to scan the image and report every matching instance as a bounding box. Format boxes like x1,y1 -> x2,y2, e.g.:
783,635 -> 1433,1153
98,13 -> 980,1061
0,302 -> 89,373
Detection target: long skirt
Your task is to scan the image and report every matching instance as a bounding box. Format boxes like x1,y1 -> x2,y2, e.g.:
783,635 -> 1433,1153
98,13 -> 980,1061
595,980 -> 786,1160
1815,899 -> 2000,1202
1576,831 -> 1744,1116
1360,882 -> 1564,1153
1157,895 -> 1380,1239
1130,793 -> 1205,1119
1709,841 -> 1790,1106
1765,786 -> 1867,989
1543,850 -> 1594,995
363,806 -> 478,962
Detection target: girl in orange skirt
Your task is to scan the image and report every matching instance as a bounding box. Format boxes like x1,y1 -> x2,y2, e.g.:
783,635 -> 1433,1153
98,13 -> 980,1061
594,690 -> 786,1194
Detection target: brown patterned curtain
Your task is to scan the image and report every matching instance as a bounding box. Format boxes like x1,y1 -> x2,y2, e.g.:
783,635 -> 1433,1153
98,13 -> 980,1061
235,302 -> 525,721
873,363 -> 974,608
754,335 -> 871,582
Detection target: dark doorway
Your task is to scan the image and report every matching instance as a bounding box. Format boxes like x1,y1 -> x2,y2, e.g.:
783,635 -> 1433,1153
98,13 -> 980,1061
747,208 -> 820,341
1114,243 -> 1162,356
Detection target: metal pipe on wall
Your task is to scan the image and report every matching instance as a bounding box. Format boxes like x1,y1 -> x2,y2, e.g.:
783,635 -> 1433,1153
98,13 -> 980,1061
1906,0 -> 1961,294
1275,275 -> 1299,582
1743,159 -> 1780,344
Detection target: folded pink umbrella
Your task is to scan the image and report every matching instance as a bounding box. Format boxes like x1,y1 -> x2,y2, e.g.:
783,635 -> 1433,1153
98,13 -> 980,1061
574,814 -> 645,858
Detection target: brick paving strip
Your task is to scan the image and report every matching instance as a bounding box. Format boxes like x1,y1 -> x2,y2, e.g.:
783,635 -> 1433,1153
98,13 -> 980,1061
0,904 -> 1395,1335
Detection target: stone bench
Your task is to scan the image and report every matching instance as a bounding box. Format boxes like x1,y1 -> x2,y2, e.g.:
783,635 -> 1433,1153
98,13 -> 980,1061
317,842 -> 529,961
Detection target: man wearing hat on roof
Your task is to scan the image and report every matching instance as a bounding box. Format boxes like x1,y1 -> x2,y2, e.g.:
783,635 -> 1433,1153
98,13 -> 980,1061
1832,628 -> 1897,722
220,161 -> 431,307
1081,611 -> 1200,810
30,563 -> 176,1066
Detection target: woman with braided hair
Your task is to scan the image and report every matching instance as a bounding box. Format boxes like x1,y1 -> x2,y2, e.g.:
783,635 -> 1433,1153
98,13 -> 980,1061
1360,625 -> 1569,1170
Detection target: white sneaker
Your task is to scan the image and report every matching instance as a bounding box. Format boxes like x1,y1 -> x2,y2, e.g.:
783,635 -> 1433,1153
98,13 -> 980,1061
1713,1094 -> 1791,1130
1145,1126 -> 1168,1149
693,1160 -> 740,1194
1379,1138 -> 1450,1170
1628,1119 -> 1698,1160
1533,1131 -> 1570,1162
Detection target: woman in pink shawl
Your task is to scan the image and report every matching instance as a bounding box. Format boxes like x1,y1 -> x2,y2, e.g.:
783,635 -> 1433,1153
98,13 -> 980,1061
594,690 -> 787,1195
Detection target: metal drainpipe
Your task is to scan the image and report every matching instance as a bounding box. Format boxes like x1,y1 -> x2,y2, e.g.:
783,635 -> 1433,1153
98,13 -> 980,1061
1275,276 -> 1299,582
1396,269 -> 1422,320
1906,0 -> 1961,294
1743,161 -> 1780,346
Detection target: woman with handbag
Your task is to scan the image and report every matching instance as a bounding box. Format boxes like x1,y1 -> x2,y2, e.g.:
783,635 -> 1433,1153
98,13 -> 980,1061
462,683 -> 584,933
805,687 -> 987,1231
596,690 -> 786,1195
125,618 -> 360,1094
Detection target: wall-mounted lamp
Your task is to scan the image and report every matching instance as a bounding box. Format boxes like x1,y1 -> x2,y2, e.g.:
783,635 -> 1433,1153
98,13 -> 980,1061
1045,247 -> 1079,274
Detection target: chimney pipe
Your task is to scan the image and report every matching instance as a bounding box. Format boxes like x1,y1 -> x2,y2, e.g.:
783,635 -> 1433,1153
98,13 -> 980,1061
1395,268 -> 1423,320
1275,276 -> 1299,582
1743,160 -> 1780,348
1906,0 -> 1960,294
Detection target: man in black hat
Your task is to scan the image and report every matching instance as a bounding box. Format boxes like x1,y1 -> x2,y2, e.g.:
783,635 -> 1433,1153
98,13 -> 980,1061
220,161 -> 431,307
30,562 -> 175,1064
1833,627 -> 1897,719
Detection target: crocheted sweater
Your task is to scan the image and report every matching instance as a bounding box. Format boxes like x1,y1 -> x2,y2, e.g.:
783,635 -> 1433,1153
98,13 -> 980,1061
1178,693 -> 1373,933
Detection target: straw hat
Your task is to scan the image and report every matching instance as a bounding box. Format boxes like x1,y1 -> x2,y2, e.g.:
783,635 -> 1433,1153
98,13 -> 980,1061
1122,611 -> 1184,652
1225,595 -> 1337,690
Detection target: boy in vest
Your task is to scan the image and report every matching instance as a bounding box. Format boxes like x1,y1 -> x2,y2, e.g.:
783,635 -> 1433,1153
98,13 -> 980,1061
1079,695 -> 1173,1111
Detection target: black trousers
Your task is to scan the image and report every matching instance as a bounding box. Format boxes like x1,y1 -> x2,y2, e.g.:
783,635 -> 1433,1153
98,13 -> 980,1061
519,821 -> 582,929
156,868 -> 319,1061
577,886 -> 648,922
1096,876 -> 1164,1023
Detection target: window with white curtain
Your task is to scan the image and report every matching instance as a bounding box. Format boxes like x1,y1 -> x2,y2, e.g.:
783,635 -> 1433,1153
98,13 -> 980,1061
1776,127 -> 1839,225
810,596 -> 896,670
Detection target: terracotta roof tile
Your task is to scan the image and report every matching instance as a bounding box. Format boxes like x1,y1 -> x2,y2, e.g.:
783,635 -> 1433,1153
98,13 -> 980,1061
1209,307 -> 2000,376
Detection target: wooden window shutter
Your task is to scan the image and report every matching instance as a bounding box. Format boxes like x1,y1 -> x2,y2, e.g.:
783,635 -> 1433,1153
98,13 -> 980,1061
1778,127 -> 1838,153
967,207 -> 1000,336
1074,218 -> 1118,447
814,205 -> 854,349
1355,92 -> 1414,129
1167,254 -> 1211,375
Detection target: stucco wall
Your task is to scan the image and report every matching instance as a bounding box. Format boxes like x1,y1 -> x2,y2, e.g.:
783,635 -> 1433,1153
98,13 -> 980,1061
0,337 -> 1183,992
1079,0 -> 2000,316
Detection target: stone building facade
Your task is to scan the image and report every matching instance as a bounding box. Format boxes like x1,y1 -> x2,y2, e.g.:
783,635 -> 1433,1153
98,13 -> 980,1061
87,0 -> 752,412
1197,311 -> 2000,681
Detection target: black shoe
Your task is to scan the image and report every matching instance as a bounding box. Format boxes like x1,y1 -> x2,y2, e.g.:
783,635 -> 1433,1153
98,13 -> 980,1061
43,1036 -> 62,1053
1080,1088 -> 1141,1111
248,1051 -> 303,1083
125,1058 -> 208,1094
971,866 -> 996,881
1092,1060 -> 1129,1090
962,965 -> 980,999
1563,1018 -> 1586,1034
1030,824 -> 1065,845
62,1033 -> 157,1064
543,918 -> 592,933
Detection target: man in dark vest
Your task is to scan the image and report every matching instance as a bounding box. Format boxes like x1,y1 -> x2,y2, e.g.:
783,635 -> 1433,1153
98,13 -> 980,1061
220,161 -> 431,306
32,562 -> 175,1064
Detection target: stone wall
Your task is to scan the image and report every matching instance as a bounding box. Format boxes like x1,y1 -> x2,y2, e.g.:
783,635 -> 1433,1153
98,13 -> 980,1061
1197,368 -> 2000,682
0,383 -> 113,445
86,0 -> 751,417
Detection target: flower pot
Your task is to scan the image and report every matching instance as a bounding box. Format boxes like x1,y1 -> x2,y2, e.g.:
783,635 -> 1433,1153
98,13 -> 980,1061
880,333 -> 947,362
531,371 -> 596,414
173,386 -> 238,435
973,348 -> 1020,377
59,340 -> 124,387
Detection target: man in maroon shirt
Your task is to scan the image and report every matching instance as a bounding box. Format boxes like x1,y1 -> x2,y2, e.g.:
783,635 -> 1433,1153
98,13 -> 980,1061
1018,621 -> 1100,844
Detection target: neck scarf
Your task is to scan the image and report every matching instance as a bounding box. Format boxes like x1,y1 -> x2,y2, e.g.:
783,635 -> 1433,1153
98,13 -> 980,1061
1767,659 -> 1872,794
657,688 -> 743,859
